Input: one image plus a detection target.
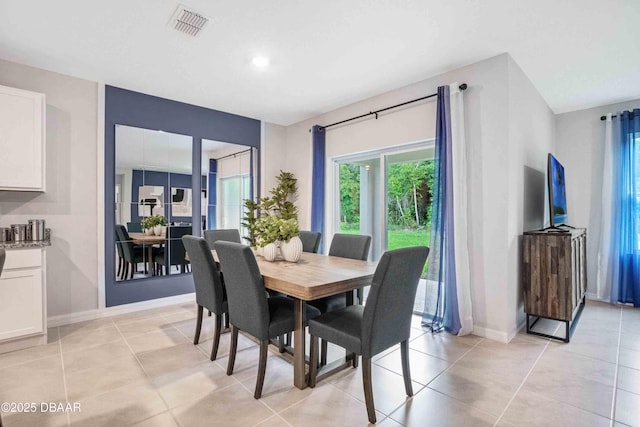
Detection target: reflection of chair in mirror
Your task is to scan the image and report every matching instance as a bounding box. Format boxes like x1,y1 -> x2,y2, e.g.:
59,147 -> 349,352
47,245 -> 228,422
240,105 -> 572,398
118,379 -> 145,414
203,229 -> 241,249
155,226 -> 192,275
115,225 -> 145,279
127,222 -> 142,232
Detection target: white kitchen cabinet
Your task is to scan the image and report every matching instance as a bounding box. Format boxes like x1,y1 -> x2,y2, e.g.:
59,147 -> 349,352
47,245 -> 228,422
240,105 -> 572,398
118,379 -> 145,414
0,248 -> 47,352
0,84 -> 46,191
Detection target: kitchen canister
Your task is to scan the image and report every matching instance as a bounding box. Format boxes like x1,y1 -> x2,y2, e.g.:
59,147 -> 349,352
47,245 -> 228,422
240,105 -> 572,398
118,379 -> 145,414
0,227 -> 12,243
11,224 -> 28,242
28,219 -> 46,241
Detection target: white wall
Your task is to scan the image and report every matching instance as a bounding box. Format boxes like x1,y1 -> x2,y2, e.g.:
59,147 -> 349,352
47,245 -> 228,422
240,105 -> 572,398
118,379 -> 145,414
261,122 -> 287,196
272,54 -> 556,341
506,56 -> 557,335
556,97 -> 640,299
0,58 -> 99,317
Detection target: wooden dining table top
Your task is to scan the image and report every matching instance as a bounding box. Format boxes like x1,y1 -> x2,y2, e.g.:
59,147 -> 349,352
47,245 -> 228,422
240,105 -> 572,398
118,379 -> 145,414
209,250 -> 377,301
128,232 -> 166,245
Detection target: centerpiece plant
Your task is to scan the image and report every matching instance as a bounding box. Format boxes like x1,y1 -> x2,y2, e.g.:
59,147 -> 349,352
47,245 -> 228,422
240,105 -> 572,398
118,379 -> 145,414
141,214 -> 167,236
242,171 -> 302,262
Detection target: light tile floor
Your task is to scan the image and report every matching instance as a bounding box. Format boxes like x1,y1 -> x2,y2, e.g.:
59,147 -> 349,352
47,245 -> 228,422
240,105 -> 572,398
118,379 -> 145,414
0,301 -> 638,426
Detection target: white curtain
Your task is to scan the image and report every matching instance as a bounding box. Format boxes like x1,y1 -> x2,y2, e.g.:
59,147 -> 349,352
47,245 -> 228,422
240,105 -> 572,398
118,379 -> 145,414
450,83 -> 474,335
596,114 -> 615,300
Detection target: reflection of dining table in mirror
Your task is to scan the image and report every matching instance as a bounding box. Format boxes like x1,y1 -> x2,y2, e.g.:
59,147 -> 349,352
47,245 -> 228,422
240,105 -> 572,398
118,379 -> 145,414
128,232 -> 165,276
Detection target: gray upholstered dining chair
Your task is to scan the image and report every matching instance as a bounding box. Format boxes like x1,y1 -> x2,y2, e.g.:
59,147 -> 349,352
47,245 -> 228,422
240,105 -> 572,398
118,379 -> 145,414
214,241 -> 321,399
299,230 -> 322,253
204,229 -> 241,249
182,235 -> 228,361
309,233 -> 372,365
115,225 -> 146,279
308,246 -> 429,424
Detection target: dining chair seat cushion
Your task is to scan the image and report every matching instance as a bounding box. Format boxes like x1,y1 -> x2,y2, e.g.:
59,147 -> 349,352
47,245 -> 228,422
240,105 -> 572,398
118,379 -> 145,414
267,296 -> 321,338
309,294 -> 346,313
308,305 -> 364,355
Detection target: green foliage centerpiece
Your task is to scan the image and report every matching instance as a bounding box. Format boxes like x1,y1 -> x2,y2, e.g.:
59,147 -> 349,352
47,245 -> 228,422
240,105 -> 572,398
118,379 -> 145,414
141,214 -> 167,236
242,171 -> 302,262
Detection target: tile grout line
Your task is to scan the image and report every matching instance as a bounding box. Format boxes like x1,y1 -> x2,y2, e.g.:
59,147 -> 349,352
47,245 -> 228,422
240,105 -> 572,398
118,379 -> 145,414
112,316 -> 183,427
55,327 -> 72,427
609,306 -> 624,425
492,337 -> 552,426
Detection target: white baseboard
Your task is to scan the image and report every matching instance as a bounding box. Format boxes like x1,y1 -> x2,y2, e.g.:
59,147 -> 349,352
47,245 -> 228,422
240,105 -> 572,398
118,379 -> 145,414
48,293 -> 196,327
585,292 -> 611,303
472,320 -> 525,344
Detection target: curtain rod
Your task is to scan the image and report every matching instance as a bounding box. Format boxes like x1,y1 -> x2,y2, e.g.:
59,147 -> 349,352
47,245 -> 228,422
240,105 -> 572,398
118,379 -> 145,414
310,83 -> 468,132
214,148 -> 253,161
600,113 -> 637,121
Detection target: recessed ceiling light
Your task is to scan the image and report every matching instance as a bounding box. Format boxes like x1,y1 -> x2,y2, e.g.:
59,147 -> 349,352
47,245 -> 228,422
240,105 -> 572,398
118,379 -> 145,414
252,56 -> 270,68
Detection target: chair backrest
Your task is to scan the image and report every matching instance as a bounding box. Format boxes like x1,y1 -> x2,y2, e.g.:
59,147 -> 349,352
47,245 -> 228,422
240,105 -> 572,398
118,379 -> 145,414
328,234 -> 372,261
361,246 -> 429,358
115,231 -> 124,258
299,231 -> 322,253
204,229 -> 241,249
0,248 -> 5,276
164,226 -> 191,266
115,225 -> 137,262
127,222 -> 142,232
214,241 -> 270,340
182,235 -> 225,314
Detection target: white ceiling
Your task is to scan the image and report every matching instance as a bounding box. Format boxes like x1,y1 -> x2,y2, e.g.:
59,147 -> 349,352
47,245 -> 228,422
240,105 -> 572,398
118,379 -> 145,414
1,1 -> 639,125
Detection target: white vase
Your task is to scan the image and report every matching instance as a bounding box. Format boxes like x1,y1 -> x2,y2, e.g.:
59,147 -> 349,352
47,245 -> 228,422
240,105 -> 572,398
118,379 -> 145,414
144,228 -> 153,236
280,236 -> 303,262
154,225 -> 163,236
263,243 -> 279,262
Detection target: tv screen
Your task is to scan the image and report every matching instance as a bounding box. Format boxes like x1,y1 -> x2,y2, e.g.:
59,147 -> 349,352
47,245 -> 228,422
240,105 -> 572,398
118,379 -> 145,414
548,153 -> 568,226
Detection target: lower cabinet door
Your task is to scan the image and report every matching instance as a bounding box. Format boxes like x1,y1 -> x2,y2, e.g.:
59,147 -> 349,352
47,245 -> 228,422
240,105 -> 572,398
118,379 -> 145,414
0,268 -> 43,341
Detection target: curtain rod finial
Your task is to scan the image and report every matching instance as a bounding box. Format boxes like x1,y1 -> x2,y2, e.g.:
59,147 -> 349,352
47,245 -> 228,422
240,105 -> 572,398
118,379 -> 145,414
459,83 -> 467,91
600,115 -> 607,121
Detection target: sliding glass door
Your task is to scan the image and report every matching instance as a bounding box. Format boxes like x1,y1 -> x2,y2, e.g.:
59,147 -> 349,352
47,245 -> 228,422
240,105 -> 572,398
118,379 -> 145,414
334,141 -> 433,308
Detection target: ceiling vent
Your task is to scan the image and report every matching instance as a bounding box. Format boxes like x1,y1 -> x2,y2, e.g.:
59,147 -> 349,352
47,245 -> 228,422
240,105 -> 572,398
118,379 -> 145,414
169,5 -> 209,37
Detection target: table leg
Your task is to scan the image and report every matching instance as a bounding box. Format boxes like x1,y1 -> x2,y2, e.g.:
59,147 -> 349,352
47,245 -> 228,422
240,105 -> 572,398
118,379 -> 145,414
293,298 -> 307,389
147,245 -> 154,276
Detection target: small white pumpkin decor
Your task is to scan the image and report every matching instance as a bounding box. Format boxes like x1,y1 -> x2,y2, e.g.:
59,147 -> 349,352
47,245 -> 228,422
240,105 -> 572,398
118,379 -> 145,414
280,236 -> 303,263
262,242 -> 279,262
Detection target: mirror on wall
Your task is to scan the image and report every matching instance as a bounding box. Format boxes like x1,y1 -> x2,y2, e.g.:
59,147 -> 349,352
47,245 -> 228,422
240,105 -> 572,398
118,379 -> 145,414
201,139 -> 257,243
115,125 -> 195,281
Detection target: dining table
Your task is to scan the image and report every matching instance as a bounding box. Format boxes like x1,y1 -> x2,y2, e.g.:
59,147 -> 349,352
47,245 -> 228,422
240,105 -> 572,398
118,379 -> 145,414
129,232 -> 165,276
211,249 -> 378,389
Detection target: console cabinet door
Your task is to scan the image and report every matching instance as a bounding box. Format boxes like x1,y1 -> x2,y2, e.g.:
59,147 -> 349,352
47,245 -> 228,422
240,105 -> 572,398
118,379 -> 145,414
0,268 -> 44,340
0,84 -> 46,191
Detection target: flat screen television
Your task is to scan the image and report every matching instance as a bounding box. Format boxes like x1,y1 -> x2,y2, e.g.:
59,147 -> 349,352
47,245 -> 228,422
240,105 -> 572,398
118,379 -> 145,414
548,153 -> 568,227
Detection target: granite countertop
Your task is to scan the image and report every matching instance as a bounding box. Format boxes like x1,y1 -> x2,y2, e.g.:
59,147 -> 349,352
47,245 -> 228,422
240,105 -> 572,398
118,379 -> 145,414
0,240 -> 51,249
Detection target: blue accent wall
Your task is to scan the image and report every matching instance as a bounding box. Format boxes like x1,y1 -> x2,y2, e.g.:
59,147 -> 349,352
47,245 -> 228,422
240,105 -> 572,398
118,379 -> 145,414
105,85 -> 261,307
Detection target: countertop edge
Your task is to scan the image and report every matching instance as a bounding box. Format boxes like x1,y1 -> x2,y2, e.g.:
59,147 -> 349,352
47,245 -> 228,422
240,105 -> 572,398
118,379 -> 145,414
0,240 -> 51,249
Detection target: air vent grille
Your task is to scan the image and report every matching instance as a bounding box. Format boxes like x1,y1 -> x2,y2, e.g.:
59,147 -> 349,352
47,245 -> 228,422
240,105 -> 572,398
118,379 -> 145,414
170,5 -> 209,37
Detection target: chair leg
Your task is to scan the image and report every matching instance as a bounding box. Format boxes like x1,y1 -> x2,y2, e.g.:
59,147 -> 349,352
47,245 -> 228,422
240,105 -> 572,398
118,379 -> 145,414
210,313 -> 222,361
226,325 -> 238,375
357,288 -> 363,305
362,357 -> 376,424
278,335 -> 286,353
117,257 -> 122,277
194,305 -> 203,345
123,262 -> 128,280
129,262 -> 134,279
208,310 -> 212,317
309,335 -> 319,387
254,340 -> 269,399
400,340 -> 413,396
321,339 -> 328,366
224,312 -> 230,328
351,352 -> 359,368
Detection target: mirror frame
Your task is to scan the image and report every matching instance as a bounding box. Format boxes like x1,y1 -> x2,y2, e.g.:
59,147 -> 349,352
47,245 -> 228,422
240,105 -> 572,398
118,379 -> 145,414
105,85 -> 260,307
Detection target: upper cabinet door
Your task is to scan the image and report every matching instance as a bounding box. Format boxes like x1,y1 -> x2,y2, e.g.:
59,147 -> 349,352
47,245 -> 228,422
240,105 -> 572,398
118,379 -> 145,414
0,84 -> 46,191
